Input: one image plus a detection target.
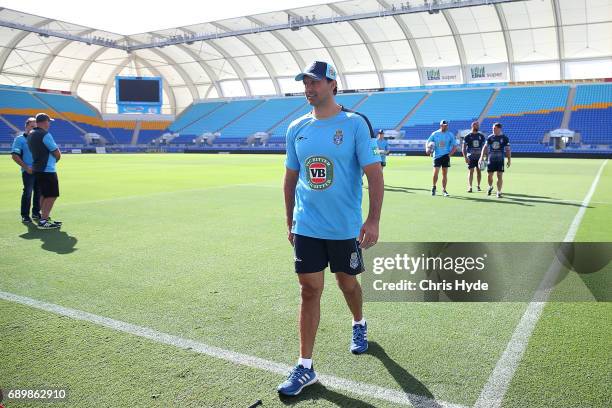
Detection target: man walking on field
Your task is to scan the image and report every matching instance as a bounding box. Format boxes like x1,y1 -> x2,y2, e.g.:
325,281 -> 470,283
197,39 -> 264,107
279,61 -> 384,396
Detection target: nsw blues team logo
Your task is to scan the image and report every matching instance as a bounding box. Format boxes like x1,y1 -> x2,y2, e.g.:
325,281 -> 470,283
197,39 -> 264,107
305,156 -> 333,190
333,129 -> 343,145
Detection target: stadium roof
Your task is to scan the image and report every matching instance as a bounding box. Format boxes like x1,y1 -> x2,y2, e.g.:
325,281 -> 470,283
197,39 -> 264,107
0,0 -> 610,114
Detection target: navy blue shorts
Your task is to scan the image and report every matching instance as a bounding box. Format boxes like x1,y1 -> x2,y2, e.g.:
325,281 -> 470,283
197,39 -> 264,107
467,156 -> 480,169
487,160 -> 504,173
433,154 -> 450,168
293,234 -> 364,275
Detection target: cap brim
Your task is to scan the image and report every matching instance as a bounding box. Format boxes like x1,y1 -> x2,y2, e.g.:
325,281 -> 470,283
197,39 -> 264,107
295,72 -> 323,81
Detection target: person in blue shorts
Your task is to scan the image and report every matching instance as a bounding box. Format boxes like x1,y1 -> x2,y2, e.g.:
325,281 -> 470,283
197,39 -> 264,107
479,122 -> 511,198
376,129 -> 390,169
11,117 -> 41,223
279,61 -> 384,396
462,121 -> 486,192
426,120 -> 458,197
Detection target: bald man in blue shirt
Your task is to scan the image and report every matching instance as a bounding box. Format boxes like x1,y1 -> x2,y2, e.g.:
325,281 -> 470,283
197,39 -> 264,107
426,120 -> 458,197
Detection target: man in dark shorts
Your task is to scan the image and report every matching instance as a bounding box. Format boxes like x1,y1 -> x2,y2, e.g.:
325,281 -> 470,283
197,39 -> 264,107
480,122 -> 511,198
280,61 -> 384,396
462,121 -> 486,192
376,129 -> 390,169
11,117 -> 41,223
426,120 -> 458,197
28,113 -> 62,229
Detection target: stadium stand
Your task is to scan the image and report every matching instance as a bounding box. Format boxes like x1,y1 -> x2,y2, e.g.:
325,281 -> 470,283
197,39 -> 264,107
480,86 -> 569,144
219,97 -> 305,142
106,121 -> 136,144
0,87 -> 115,144
180,99 -> 263,138
138,121 -> 171,144
402,89 -> 494,140
0,116 -> 17,144
357,91 -> 426,130
168,101 -> 225,133
569,84 -> 612,145
0,83 -> 610,155
267,93 -> 366,144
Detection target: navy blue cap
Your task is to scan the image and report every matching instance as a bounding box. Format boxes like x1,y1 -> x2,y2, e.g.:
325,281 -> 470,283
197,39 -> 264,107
35,112 -> 54,122
439,120 -> 448,125
378,129 -> 384,134
295,61 -> 337,81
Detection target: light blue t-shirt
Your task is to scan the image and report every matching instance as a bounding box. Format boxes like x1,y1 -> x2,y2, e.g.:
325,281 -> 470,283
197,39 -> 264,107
426,130 -> 458,159
285,109 -> 381,240
11,134 -> 33,173
376,138 -> 389,163
42,133 -> 58,173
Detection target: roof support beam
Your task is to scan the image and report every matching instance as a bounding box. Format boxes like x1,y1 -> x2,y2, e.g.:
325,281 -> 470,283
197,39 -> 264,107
327,3 -> 385,88
442,10 -> 469,84
376,0 -> 425,85
181,27 -> 251,97
494,3 -> 515,82
210,21 -> 281,95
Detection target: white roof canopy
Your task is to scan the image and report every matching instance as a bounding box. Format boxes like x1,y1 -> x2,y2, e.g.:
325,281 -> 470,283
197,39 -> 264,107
0,0 -> 610,114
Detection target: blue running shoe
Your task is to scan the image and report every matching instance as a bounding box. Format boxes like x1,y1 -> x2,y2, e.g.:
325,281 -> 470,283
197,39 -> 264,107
277,365 -> 317,396
350,322 -> 368,354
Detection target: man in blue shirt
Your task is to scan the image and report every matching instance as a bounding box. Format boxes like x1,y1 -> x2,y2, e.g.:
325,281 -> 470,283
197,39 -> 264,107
376,129 -> 390,169
11,117 -> 41,223
426,120 -> 458,196
279,61 -> 384,397
480,122 -> 511,198
462,121 -> 486,192
28,113 -> 62,229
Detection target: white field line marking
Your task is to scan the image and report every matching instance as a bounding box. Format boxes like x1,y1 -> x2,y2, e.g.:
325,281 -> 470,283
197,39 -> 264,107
474,159 -> 608,408
0,182 -> 279,214
0,291 -> 467,408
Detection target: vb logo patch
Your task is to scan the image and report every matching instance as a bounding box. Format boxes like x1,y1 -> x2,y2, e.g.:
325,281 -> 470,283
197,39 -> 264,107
305,156 -> 333,190
333,129 -> 343,145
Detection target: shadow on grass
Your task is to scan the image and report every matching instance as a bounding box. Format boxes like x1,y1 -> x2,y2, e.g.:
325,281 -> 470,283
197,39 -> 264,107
279,341 -> 440,408
278,382 -> 377,407
368,341 -> 441,408
19,222 -> 78,254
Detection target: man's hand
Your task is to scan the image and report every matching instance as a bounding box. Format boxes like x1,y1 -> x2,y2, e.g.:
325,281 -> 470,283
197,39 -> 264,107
507,158 -> 511,168
25,166 -> 33,175
358,217 -> 379,249
465,157 -> 469,164
287,222 -> 295,246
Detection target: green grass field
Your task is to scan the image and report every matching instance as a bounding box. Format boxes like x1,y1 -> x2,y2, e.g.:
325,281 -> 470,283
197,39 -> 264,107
0,154 -> 610,407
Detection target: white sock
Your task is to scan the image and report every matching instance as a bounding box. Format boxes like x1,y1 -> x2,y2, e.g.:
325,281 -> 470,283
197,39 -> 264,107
352,318 -> 366,326
298,357 -> 312,369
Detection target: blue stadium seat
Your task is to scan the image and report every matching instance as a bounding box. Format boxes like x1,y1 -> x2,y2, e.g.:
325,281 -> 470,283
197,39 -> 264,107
356,91 -> 426,130
181,99 -> 263,136
402,89 -> 493,140
570,84 -> 612,145
220,97 -> 305,138
169,101 -> 225,132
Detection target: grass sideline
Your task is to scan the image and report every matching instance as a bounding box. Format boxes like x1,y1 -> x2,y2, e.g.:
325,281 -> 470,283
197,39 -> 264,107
1,154 -> 610,407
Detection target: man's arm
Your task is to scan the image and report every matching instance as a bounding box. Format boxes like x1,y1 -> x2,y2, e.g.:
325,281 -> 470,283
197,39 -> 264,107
479,143 -> 488,164
449,136 -> 458,156
11,154 -> 32,173
52,148 -> 61,162
505,144 -> 511,168
461,140 -> 468,162
283,168 -> 299,246
360,162 -> 384,249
